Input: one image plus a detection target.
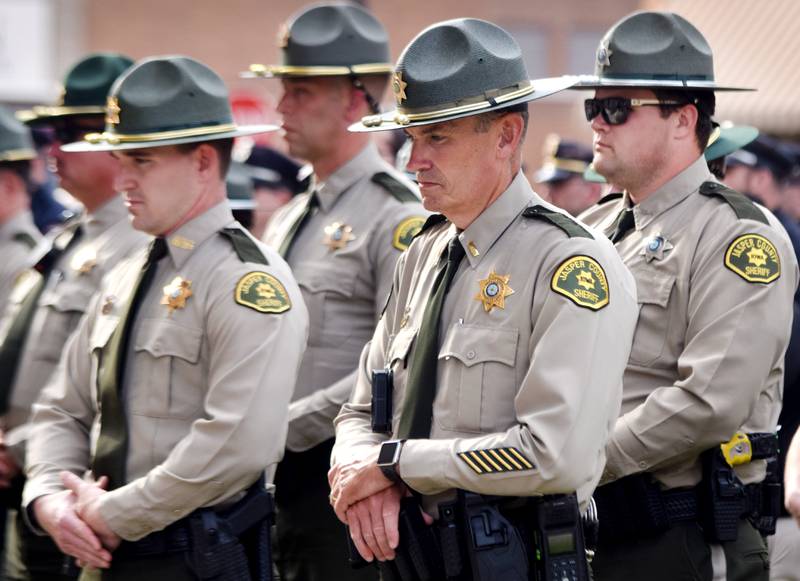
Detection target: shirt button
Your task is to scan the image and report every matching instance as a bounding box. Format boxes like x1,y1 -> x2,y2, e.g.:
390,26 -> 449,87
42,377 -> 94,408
638,461 -> 647,469
467,350 -> 476,360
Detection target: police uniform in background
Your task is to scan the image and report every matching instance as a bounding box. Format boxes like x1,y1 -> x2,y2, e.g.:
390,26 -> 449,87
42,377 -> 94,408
0,54 -> 145,581
0,108 -> 41,312
244,4 -> 426,580
22,56 -> 308,580
533,134 -> 600,216
576,12 -> 798,581
330,19 -> 638,580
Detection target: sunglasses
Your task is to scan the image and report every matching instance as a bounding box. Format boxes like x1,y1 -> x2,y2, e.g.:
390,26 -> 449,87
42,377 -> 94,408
584,97 -> 684,125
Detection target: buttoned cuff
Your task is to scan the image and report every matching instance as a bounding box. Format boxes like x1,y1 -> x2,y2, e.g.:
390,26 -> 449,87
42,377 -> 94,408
397,439 -> 450,495
604,417 -> 650,482
99,485 -> 190,542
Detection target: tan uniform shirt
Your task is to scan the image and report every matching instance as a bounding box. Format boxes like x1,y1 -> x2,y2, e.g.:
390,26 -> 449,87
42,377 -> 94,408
24,203 -> 309,541
579,156 -> 799,489
0,196 -> 147,464
0,211 -> 41,311
333,172 -> 638,511
263,143 -> 427,452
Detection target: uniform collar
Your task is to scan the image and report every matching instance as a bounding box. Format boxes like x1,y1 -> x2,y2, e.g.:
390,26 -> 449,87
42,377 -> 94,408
83,195 -> 129,239
314,142 -> 383,213
631,155 -> 712,230
0,210 -> 37,241
459,171 -> 535,269
165,202 -> 235,269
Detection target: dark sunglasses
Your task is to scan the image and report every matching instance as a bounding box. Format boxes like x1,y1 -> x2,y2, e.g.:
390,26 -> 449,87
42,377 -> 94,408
584,97 -> 683,125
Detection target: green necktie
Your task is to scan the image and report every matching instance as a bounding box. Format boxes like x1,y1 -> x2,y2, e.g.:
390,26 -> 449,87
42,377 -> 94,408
0,225 -> 83,415
397,235 -> 466,439
92,237 -> 167,490
278,192 -> 318,258
607,207 -> 636,243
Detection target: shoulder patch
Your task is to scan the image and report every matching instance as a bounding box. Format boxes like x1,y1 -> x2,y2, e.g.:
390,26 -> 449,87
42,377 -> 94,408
523,205 -> 593,239
699,181 -> 769,224
392,216 -> 426,251
371,172 -> 419,203
551,255 -> 609,310
597,192 -> 623,205
220,228 -> 269,265
12,232 -> 37,249
724,233 -> 781,284
234,271 -> 291,313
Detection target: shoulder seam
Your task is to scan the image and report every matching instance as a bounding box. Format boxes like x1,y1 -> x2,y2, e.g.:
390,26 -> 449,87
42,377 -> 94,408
371,171 -> 419,204
522,205 -> 593,239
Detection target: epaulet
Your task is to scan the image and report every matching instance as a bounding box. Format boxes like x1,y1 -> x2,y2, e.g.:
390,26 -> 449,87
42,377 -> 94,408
522,205 -> 593,239
598,192 -> 623,205
698,181 -> 768,224
12,232 -> 37,249
371,172 -> 419,203
414,214 -> 448,240
219,227 -> 269,265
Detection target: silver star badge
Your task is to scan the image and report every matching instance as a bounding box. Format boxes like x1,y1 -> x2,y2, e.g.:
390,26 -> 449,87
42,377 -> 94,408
642,235 -> 674,262
597,42 -> 613,70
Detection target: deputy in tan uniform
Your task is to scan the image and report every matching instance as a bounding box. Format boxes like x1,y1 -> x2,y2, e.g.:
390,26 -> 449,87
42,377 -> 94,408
0,54 -> 145,580
576,12 -> 798,581
22,56 -> 308,580
328,19 -> 638,578
0,107 -> 41,311
243,4 -> 425,579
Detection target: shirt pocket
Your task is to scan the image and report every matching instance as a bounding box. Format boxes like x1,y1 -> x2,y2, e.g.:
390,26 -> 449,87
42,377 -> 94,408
436,323 -> 519,433
629,270 -> 676,367
35,281 -> 94,363
129,318 -> 204,419
295,265 -> 358,347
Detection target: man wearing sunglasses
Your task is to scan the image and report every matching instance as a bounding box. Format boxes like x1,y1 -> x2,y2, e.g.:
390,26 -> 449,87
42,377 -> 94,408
578,12 -> 798,581
0,53 -> 147,580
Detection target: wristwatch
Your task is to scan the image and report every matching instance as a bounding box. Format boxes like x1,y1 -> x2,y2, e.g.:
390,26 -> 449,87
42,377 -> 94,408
377,439 -> 406,483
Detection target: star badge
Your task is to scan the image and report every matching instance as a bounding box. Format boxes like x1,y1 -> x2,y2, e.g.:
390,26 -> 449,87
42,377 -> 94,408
101,295 -> 116,315
641,235 -> 674,262
475,271 -> 514,313
161,276 -> 193,314
70,246 -> 98,275
106,96 -> 120,125
597,41 -> 613,70
392,72 -> 408,105
323,222 -> 355,251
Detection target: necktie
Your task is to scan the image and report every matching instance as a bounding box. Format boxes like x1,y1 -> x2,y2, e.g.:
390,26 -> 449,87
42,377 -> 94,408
607,208 -> 636,243
397,236 -> 466,439
92,237 -> 168,489
0,225 -> 83,415
279,192 -> 318,259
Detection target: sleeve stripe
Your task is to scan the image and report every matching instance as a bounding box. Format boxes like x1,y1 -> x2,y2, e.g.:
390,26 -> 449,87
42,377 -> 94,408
458,447 -> 535,475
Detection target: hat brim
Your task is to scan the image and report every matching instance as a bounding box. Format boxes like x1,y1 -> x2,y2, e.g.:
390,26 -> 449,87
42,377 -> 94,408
704,126 -> 759,162
349,76 -> 579,133
0,148 -> 38,162
533,167 -> 574,183
582,165 -> 607,184
17,106 -> 106,124
241,63 -> 394,79
61,124 -> 278,153
571,75 -> 754,92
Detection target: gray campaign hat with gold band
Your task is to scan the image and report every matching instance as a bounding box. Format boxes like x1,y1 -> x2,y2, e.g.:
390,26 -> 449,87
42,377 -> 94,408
575,11 -> 751,91
350,18 -> 577,132
17,53 -> 134,123
242,2 -> 392,78
0,106 -> 36,162
62,56 -> 277,153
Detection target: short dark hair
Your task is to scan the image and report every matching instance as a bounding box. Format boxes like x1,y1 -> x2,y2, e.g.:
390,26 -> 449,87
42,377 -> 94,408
175,138 -> 234,178
473,103 -> 530,139
0,160 -> 32,185
653,89 -> 715,151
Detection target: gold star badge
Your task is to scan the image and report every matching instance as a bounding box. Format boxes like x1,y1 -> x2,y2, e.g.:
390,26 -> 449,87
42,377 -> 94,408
106,96 -> 120,125
161,276 -> 193,314
392,72 -> 408,105
474,271 -> 514,313
70,246 -> 97,275
323,222 -> 355,251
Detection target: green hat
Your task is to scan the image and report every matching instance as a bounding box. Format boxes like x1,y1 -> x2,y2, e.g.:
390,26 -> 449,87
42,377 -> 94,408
243,2 -> 392,78
582,122 -> 760,183
227,162 -> 255,211
0,107 -> 36,162
351,18 -> 576,132
575,11 -> 751,91
62,55 -> 277,152
17,53 -> 134,123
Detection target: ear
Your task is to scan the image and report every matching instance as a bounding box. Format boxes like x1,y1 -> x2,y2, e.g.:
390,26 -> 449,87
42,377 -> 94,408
193,143 -> 217,182
673,103 -> 699,143
343,84 -> 367,124
496,113 -> 525,161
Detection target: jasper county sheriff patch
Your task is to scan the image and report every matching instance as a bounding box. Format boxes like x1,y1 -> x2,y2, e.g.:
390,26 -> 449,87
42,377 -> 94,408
551,255 -> 609,310
725,233 -> 781,284
235,271 -> 292,313
392,216 -> 425,251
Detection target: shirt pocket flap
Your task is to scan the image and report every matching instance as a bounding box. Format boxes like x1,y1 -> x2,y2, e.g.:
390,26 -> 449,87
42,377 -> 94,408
387,326 -> 417,366
438,324 -> 519,368
134,319 -> 203,363
294,264 -> 357,297
635,269 -> 676,307
89,316 -> 119,351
